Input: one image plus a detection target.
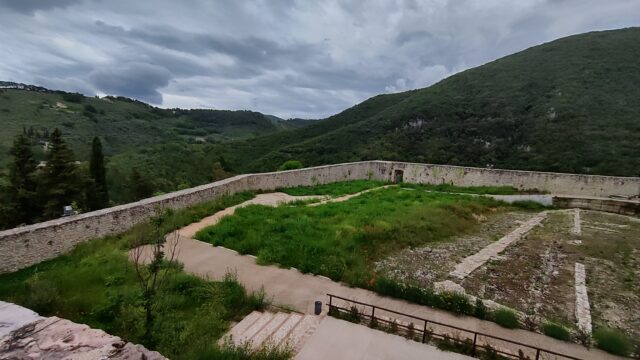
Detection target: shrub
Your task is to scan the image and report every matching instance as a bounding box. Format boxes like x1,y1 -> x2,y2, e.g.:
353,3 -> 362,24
348,305 -> 362,323
61,92 -> 84,103
439,291 -> 474,315
278,160 -> 303,171
474,298 -> 487,319
511,200 -> 548,210
542,321 -> 571,341
593,327 -> 633,357
494,308 -> 519,329
24,276 -> 60,314
369,317 -> 379,329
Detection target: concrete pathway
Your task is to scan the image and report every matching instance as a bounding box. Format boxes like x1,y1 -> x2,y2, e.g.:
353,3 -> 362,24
296,316 -> 472,360
132,189 -> 623,360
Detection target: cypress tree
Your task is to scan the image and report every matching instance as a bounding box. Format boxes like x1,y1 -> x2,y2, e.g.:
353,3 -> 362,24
87,137 -> 109,210
41,128 -> 80,218
7,134 -> 38,226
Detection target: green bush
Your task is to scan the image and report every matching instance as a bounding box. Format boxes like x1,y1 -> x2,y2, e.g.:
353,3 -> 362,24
511,200 -> 548,210
373,277 -> 477,317
278,160 -> 303,171
593,327 -> 633,357
439,291 -> 473,315
474,298 -> 487,319
494,308 -> 519,329
61,92 -> 84,103
24,276 -> 60,314
542,321 -> 571,341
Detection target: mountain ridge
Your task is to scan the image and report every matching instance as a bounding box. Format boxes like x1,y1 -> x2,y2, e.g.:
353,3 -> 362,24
218,27 -> 640,177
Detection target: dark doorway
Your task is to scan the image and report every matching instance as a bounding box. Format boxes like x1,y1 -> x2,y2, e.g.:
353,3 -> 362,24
393,169 -> 404,183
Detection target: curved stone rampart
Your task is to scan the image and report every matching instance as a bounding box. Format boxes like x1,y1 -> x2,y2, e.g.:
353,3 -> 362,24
1,160 -> 638,273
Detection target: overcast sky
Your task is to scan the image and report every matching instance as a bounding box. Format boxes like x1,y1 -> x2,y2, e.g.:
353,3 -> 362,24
0,0 -> 638,119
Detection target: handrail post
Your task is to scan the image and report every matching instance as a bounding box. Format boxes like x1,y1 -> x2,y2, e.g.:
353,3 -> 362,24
328,294 -> 333,313
371,305 -> 375,321
535,349 -> 540,360
472,333 -> 477,356
422,321 -> 428,343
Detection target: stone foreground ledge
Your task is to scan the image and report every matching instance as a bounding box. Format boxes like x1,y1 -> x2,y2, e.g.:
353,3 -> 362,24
0,301 -> 166,359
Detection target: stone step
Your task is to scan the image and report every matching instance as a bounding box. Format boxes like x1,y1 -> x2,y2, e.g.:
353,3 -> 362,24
268,313 -> 304,348
249,312 -> 291,349
228,311 -> 262,341
286,315 -> 322,353
238,312 -> 275,344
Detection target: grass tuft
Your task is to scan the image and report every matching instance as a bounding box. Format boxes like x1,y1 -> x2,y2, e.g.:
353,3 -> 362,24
542,321 -> 571,341
593,327 -> 633,357
493,308 -> 519,329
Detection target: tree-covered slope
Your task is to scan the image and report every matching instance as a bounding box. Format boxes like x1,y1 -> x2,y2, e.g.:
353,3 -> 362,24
0,88 -> 306,168
223,28 -> 640,176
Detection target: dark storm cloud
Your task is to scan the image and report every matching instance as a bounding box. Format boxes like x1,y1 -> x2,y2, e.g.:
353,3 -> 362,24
0,0 -> 82,14
0,0 -> 639,118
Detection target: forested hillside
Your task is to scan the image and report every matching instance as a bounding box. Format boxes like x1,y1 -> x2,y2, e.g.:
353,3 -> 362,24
220,28 -> 640,177
0,87 -> 310,204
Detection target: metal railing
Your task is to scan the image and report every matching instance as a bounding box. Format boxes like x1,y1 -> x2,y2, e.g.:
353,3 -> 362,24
327,293 -> 583,360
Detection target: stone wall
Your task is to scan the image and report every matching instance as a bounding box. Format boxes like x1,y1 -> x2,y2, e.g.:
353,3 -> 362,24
0,162 -> 372,273
374,161 -> 640,197
1,160 -> 638,273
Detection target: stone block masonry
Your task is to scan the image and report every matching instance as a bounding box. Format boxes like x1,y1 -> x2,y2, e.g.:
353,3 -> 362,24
449,211 -> 548,280
1,160 -> 639,273
574,263 -> 592,335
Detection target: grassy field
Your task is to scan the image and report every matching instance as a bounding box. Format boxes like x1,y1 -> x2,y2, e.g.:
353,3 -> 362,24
196,187 -> 510,286
0,193 -> 291,360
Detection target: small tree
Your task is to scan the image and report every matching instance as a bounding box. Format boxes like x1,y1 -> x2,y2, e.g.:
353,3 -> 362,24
7,134 -> 38,226
40,129 -> 81,218
130,209 -> 180,347
211,161 -> 232,181
87,137 -> 109,210
129,168 -> 154,201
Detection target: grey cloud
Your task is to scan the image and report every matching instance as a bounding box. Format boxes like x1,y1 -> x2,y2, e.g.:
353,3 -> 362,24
0,0 -> 639,118
89,63 -> 172,104
0,0 -> 82,14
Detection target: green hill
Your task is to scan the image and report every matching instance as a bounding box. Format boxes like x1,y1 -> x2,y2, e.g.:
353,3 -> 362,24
0,87 -> 311,202
0,87 -> 307,167
221,28 -> 640,177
